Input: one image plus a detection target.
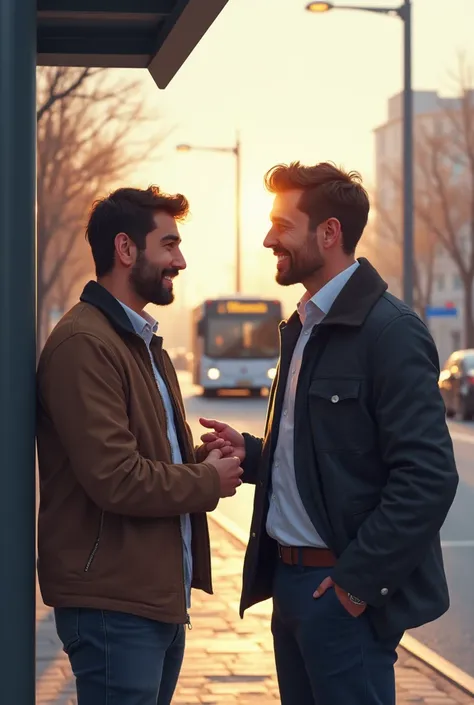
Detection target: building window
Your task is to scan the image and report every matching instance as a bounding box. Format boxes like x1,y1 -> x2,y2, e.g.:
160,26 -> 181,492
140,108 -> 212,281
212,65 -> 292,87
452,274 -> 462,291
451,331 -> 461,351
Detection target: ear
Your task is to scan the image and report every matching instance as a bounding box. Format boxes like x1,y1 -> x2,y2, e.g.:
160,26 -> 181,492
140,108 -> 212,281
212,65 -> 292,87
322,217 -> 342,250
114,232 -> 136,268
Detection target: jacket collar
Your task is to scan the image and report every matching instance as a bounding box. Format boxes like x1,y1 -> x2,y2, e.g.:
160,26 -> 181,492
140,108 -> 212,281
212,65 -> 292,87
80,281 -> 144,338
281,258 -> 387,331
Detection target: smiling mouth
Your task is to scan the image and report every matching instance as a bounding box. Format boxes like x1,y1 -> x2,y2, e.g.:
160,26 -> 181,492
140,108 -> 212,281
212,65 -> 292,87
274,252 -> 290,271
162,272 -> 178,288
163,271 -> 179,281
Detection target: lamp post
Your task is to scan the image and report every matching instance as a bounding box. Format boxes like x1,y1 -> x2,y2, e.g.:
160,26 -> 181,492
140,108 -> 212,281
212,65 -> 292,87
306,0 -> 413,309
177,134 -> 242,294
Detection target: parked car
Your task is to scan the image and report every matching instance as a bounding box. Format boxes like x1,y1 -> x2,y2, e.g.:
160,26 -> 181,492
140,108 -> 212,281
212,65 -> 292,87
439,349 -> 474,420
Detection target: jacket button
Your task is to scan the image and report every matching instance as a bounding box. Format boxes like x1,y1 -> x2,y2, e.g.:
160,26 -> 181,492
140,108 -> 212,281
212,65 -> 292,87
381,587 -> 388,596
251,532 -> 256,538
331,395 -> 339,404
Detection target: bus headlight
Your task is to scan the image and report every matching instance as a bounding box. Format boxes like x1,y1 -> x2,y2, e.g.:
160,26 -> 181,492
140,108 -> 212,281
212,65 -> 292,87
267,367 -> 277,380
207,367 -> 220,380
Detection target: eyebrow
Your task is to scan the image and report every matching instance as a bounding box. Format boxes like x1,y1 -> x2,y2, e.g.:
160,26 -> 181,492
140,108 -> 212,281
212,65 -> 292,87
161,233 -> 181,244
270,215 -> 294,227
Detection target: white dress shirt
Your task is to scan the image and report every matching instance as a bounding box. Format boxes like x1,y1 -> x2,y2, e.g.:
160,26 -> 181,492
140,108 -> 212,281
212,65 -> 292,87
119,302 -> 193,609
266,262 -> 360,547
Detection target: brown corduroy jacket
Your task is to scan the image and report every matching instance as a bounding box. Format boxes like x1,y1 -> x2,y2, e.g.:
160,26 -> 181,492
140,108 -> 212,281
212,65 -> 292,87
36,281 -> 220,624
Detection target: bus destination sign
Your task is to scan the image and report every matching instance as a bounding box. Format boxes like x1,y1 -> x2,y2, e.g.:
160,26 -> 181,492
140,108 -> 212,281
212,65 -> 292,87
216,301 -> 269,315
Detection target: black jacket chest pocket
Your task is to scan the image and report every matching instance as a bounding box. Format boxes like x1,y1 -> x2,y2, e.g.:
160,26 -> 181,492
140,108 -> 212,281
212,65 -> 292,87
307,378 -> 375,453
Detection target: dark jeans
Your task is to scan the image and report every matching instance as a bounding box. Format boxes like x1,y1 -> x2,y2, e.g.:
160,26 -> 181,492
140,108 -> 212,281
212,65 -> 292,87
272,562 -> 402,705
54,608 -> 185,705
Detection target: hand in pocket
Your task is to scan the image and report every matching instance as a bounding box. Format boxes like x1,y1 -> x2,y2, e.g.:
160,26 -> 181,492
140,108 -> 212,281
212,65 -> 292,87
313,576 -> 366,617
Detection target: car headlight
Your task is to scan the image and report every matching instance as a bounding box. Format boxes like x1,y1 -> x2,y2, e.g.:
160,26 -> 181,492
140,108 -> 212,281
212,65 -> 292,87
267,367 -> 277,380
207,367 -> 220,380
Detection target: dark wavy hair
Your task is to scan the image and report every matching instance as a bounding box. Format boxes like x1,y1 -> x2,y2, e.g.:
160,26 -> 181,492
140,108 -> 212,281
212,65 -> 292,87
264,161 -> 369,254
86,186 -> 189,277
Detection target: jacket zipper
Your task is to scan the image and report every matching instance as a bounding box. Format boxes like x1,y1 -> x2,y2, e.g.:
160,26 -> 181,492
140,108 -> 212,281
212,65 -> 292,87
84,511 -> 104,572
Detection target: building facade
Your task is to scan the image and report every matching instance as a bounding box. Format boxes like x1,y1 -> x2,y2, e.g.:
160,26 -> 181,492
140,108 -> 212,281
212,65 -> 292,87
374,90 -> 472,365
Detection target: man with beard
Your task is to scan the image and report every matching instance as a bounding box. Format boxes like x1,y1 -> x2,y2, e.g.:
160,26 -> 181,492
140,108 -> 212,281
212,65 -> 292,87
36,186 -> 243,705
199,163 -> 458,705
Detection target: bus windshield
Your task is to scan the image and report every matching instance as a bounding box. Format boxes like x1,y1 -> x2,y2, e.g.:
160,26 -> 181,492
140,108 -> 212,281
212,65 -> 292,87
206,314 -> 280,359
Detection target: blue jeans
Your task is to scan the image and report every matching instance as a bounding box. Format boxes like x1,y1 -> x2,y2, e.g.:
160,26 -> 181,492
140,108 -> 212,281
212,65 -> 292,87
54,608 -> 185,705
272,562 -> 402,705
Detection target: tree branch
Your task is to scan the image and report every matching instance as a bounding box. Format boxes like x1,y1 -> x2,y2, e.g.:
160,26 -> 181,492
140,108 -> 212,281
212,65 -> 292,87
37,68 -> 103,123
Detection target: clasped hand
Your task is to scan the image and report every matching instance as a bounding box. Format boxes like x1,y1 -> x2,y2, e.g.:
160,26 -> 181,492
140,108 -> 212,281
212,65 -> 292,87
196,417 -> 245,498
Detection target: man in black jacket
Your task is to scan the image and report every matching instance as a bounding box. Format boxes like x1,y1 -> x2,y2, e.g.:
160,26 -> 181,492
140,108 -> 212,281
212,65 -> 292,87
200,162 -> 458,705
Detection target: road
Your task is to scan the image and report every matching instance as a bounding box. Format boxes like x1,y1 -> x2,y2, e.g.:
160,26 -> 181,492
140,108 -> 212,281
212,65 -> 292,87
179,373 -> 474,678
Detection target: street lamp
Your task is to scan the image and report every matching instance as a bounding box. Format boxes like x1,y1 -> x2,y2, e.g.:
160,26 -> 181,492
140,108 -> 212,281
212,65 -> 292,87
306,0 -> 413,308
176,134 -> 242,294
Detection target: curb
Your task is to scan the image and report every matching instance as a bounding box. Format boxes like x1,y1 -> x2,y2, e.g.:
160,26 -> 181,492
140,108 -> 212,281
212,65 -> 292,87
210,508 -> 474,698
400,634 -> 474,697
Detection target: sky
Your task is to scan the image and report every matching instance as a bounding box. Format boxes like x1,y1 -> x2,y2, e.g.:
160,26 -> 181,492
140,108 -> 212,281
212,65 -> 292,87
117,0 -> 474,320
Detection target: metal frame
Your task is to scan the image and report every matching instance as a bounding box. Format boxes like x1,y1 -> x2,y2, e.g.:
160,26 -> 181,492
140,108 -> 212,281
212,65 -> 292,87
37,0 -> 230,88
0,2 -> 37,702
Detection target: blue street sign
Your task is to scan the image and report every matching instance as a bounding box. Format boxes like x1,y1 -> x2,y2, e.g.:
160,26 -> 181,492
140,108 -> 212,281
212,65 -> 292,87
425,306 -> 458,318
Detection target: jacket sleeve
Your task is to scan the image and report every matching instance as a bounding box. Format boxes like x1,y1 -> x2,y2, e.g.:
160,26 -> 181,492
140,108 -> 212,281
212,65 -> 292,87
241,433 -> 263,485
38,333 -> 221,518
332,313 -> 458,608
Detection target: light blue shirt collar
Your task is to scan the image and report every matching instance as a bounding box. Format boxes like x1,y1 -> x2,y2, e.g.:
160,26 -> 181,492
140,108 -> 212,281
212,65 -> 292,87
119,301 -> 158,347
298,261 -> 359,324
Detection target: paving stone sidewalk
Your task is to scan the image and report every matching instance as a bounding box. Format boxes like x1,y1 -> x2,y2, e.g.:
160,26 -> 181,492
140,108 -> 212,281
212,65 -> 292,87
36,518 -> 474,704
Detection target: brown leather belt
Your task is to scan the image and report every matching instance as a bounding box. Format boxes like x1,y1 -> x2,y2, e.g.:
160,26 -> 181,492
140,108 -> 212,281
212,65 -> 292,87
278,544 -> 337,568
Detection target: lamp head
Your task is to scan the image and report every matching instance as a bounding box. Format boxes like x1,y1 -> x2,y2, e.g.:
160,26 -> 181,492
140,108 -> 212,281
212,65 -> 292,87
306,2 -> 334,12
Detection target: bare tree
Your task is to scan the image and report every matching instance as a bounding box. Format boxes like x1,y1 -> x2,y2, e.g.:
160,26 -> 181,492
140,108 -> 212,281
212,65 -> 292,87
415,59 -> 474,344
37,67 -> 161,349
37,67 -> 103,123
372,181 -> 437,322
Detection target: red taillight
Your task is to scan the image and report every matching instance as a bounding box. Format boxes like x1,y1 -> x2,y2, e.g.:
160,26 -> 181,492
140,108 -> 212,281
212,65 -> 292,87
467,376 -> 474,385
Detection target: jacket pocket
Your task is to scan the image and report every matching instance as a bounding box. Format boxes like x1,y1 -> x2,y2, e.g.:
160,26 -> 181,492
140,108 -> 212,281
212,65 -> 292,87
345,500 -> 379,539
308,378 -> 375,452
310,378 -> 361,403
351,496 -> 380,514
84,512 -> 104,573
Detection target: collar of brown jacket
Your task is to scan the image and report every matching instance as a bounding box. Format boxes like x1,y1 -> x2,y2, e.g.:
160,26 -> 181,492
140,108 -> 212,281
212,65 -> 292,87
80,280 -> 164,351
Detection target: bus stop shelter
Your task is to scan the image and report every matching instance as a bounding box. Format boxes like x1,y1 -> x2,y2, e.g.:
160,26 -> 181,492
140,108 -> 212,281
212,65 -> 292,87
0,1 -> 229,701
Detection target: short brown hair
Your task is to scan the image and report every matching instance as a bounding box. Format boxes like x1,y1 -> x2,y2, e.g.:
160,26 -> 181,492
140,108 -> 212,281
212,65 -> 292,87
86,186 -> 189,277
264,161 -> 369,254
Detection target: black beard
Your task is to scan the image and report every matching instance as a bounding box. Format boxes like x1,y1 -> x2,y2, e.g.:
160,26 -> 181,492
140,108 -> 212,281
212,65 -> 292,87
130,253 -> 177,306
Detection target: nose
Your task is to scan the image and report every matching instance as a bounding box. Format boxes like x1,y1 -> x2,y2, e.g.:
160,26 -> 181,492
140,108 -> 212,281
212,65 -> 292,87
173,247 -> 187,271
263,229 -> 278,249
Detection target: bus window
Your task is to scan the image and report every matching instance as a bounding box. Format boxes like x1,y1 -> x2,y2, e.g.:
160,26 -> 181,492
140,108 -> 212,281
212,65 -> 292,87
206,315 -> 279,359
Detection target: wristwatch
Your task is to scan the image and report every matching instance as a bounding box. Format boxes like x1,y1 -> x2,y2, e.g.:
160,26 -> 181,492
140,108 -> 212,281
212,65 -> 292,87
348,593 -> 366,606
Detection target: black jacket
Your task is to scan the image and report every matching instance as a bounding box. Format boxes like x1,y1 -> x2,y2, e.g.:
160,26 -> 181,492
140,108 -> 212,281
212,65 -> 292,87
240,258 -> 458,638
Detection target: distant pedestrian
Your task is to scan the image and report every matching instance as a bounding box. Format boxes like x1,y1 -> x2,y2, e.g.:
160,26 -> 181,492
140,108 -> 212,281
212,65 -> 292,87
200,161 -> 458,705
36,186 -> 243,705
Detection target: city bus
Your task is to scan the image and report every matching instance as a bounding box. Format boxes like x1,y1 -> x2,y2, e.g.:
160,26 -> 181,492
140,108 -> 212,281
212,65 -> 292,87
191,297 -> 283,396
